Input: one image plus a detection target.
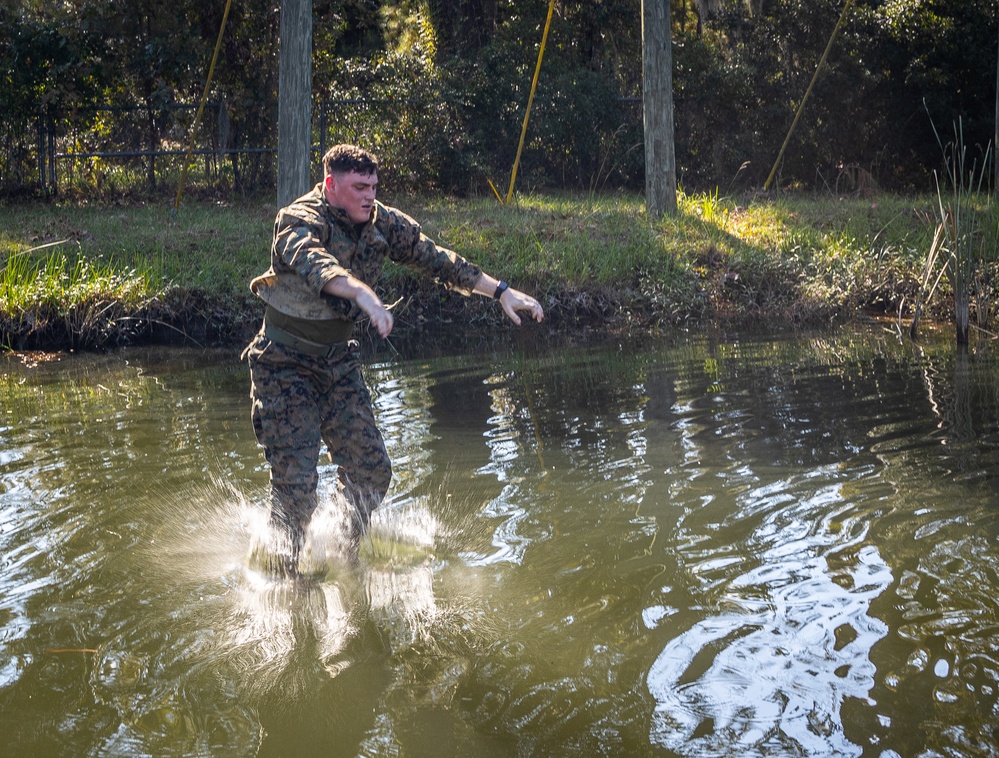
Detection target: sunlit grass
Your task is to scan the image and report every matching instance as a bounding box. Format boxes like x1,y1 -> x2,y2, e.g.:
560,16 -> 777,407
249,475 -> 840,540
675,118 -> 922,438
0,247 -> 153,311
0,201 -> 273,294
410,192 -> 661,286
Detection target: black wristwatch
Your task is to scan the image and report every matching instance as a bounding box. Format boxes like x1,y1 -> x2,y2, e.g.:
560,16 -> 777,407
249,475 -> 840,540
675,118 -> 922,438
493,281 -> 509,300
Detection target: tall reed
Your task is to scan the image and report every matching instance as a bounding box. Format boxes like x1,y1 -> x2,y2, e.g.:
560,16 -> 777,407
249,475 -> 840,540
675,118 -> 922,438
912,118 -> 994,343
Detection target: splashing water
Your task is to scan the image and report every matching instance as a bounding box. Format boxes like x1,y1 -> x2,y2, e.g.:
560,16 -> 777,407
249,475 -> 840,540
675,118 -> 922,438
135,477 -> 451,699
8,335 -> 998,756
362,499 -> 438,567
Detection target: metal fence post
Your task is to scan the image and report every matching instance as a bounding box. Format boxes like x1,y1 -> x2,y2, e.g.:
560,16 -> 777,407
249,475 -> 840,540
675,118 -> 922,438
37,113 -> 47,193
47,113 -> 56,192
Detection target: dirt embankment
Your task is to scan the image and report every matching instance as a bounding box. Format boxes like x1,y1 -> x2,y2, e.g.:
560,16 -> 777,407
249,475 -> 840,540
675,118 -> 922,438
0,267 -> 936,353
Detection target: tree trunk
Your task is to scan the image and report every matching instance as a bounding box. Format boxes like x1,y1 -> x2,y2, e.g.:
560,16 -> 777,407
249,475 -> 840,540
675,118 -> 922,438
277,0 -> 312,207
642,0 -> 677,218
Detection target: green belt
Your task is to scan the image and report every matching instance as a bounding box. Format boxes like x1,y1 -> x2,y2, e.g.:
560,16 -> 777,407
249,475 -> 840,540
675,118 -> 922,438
264,320 -> 352,359
265,305 -> 353,342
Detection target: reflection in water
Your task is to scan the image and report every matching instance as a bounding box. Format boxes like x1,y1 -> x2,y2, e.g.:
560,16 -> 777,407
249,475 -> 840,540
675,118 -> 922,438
227,496 -> 442,698
648,484 -> 891,755
1,332 -> 999,755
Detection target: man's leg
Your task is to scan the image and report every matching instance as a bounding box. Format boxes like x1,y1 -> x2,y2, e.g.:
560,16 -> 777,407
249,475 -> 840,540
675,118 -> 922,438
248,337 -> 323,564
320,355 -> 392,537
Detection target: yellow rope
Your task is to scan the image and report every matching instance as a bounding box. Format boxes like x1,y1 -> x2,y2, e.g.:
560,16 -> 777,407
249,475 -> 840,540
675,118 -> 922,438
504,0 -> 555,204
764,0 -> 854,191
486,177 -> 504,203
173,0 -> 234,216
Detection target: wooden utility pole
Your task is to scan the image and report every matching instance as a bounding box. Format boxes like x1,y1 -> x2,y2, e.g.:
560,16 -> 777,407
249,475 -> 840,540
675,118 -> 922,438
642,0 -> 678,218
277,0 -> 312,207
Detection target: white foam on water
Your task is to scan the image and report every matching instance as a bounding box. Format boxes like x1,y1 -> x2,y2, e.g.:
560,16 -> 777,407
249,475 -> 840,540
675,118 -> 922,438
243,489 -> 357,582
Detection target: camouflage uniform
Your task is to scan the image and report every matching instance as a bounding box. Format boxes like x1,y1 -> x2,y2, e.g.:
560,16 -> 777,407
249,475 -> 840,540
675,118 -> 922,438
245,183 -> 481,544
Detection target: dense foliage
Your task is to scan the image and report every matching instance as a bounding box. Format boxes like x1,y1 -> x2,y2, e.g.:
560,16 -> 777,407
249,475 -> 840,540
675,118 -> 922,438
1,0 -> 997,196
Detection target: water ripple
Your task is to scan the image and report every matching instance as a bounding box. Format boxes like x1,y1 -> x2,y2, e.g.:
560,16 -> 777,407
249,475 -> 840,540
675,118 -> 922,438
648,543 -> 891,756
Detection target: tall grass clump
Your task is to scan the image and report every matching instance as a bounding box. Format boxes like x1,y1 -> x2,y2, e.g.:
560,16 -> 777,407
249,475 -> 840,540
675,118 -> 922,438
1,243 -> 157,349
911,119 -> 996,343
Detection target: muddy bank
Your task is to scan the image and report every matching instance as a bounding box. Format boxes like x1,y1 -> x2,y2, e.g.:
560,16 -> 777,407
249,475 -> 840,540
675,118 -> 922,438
0,266 -> 936,353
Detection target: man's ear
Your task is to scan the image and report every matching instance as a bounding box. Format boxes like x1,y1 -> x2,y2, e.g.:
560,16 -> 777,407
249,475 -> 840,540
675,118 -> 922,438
323,173 -> 338,203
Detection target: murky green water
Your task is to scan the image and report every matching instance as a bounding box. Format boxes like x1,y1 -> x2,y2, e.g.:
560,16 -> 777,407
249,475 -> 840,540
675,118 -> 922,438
1,326 -> 998,757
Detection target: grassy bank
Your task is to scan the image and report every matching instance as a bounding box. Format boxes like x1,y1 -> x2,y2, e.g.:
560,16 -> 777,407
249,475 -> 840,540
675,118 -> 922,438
0,191 -> 993,351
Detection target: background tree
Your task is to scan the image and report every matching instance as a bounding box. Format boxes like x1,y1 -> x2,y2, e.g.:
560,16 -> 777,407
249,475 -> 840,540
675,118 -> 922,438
643,0 -> 678,217
277,0 -> 312,206
3,0 -> 998,197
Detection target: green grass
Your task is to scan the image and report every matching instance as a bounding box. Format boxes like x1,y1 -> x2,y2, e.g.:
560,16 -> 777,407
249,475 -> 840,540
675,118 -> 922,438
0,248 -> 153,311
411,193 -> 668,285
1,189 -> 993,349
0,201 -> 274,294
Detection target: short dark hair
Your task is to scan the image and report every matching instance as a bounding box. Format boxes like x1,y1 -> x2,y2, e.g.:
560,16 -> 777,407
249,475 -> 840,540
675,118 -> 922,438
323,144 -> 378,177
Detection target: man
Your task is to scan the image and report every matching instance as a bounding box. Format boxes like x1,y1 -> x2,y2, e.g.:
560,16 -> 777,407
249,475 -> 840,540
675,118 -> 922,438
244,144 -> 544,571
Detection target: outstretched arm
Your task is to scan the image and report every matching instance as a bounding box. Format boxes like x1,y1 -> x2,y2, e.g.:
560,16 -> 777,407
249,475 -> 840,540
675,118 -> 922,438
472,274 -> 544,326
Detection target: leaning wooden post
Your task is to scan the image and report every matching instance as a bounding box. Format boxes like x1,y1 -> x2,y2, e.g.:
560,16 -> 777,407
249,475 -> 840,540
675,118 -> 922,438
764,0 -> 854,192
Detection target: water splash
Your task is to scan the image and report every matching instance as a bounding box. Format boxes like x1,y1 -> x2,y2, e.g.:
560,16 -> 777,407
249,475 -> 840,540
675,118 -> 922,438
119,477 -> 452,689
362,499 -> 438,568
244,492 -> 357,582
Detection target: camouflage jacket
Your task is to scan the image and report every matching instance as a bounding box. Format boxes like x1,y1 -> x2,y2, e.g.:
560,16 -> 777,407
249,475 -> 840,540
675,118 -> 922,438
250,183 -> 482,321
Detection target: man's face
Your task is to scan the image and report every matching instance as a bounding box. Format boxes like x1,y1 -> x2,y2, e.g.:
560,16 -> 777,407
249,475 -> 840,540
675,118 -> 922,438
325,170 -> 377,224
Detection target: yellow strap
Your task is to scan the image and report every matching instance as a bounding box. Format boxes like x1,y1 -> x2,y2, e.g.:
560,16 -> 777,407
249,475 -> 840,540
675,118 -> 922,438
764,0 -> 855,192
504,0 -> 556,204
173,0 -> 234,216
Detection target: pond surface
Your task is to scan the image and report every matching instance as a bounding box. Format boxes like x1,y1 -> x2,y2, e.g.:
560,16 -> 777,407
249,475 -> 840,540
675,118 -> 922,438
1,326 -> 998,757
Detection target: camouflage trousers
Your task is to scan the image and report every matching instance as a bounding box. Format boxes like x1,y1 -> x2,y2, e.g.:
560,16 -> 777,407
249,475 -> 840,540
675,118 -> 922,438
244,329 -> 392,543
